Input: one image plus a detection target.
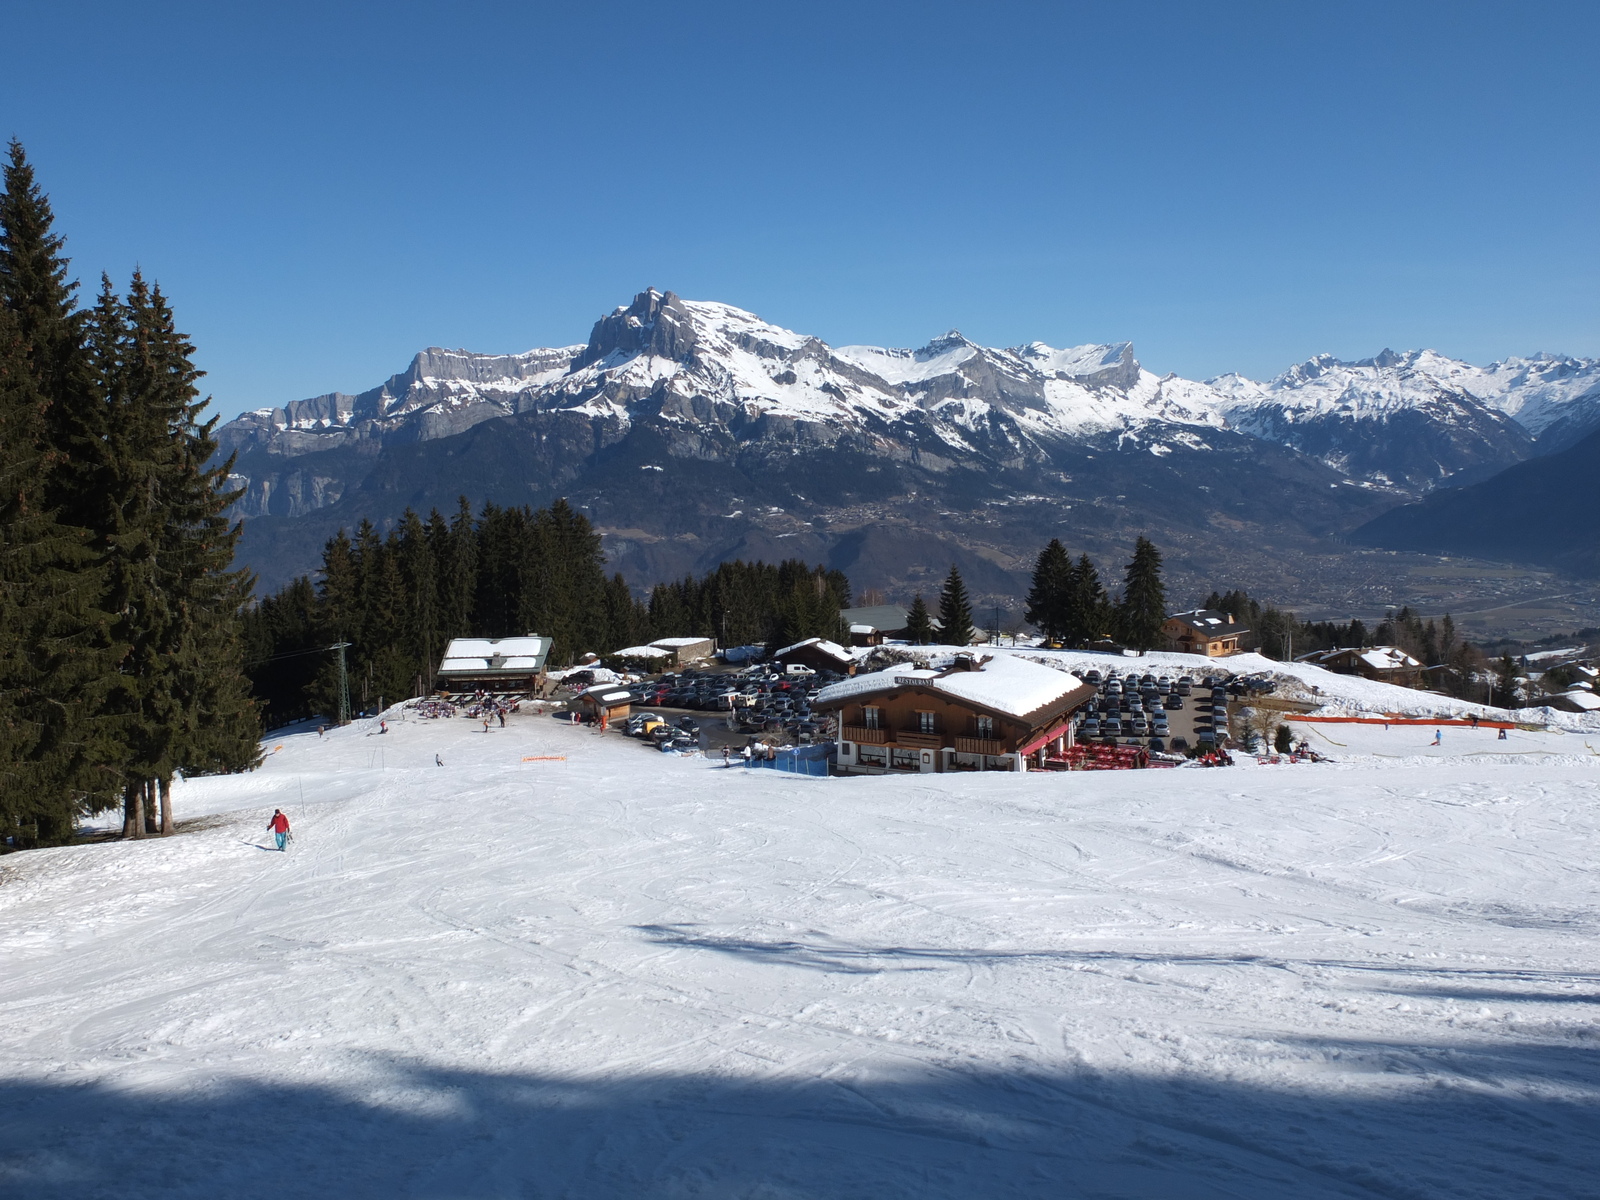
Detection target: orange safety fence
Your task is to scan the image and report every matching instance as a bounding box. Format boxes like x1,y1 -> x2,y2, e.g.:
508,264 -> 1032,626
521,755 -> 568,762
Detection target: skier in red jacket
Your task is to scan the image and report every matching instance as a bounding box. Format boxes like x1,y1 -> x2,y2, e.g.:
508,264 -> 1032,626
268,809 -> 291,851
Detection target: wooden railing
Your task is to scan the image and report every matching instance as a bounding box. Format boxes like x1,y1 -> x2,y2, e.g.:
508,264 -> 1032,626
954,736 -> 1005,756
842,725 -> 887,744
895,731 -> 942,749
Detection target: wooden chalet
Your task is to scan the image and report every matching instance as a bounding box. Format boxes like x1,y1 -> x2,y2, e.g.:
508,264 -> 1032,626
436,635 -> 552,694
813,653 -> 1096,774
838,604 -> 942,646
1162,609 -> 1247,657
1297,646 -> 1424,688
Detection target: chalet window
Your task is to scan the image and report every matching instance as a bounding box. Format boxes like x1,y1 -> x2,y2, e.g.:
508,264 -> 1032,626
863,706 -> 881,730
917,711 -> 936,734
974,716 -> 994,739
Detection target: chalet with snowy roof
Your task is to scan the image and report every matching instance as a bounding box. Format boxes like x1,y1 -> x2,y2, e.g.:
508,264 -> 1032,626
574,685 -> 636,726
837,604 -> 942,646
1548,687 -> 1600,714
649,636 -> 715,665
772,637 -> 856,674
814,653 -> 1096,774
435,635 -> 552,694
1297,646 -> 1423,688
1162,609 -> 1247,657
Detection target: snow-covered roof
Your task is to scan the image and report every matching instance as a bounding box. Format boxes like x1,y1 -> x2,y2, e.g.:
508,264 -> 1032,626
1358,647 -> 1422,671
611,645 -> 671,658
814,653 -> 1092,722
1299,646 -> 1422,672
1165,609 -> 1246,636
1559,689 -> 1600,711
650,636 -> 713,649
438,636 -> 551,674
580,686 -> 635,704
773,637 -> 853,663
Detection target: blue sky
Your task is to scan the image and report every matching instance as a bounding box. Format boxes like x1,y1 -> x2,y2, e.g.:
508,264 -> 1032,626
5,1 -> 1597,419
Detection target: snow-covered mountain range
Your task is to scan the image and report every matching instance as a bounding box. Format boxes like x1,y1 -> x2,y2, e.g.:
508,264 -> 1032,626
221,290 -> 1600,507
217,290 -> 1600,594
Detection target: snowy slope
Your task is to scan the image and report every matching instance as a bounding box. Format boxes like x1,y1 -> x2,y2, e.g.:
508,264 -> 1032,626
2,703 -> 1599,1199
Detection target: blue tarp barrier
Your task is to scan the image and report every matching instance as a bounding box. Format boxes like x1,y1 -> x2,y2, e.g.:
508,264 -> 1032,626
746,744 -> 833,777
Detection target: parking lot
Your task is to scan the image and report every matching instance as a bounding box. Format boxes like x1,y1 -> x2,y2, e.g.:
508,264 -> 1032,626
1070,666 -> 1264,753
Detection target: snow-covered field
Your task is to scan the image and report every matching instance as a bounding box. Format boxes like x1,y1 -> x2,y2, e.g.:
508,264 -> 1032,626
4,705 -> 1600,1199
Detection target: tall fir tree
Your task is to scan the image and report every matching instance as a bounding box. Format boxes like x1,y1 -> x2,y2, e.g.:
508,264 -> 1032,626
937,565 -> 975,647
1116,537 -> 1167,650
903,593 -> 935,644
1064,554 -> 1107,646
0,144 -> 121,843
1023,538 -> 1072,643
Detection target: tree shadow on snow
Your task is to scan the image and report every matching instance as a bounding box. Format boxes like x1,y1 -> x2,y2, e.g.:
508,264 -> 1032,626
633,923 -> 1600,989
2,1036 -> 1597,1200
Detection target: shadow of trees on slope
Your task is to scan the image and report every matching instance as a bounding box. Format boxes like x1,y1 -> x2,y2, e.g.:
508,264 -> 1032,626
2,1035 -> 1597,1200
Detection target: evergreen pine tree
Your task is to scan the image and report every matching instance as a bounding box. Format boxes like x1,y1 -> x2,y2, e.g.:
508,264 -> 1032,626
0,289 -> 118,843
937,565 -> 975,647
1064,554 -> 1107,646
1023,538 -> 1072,643
0,148 -> 122,841
904,593 -> 935,644
1116,537 -> 1167,650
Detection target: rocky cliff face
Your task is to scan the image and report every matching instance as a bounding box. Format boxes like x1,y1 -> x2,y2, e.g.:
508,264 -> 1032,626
217,290 -> 1600,595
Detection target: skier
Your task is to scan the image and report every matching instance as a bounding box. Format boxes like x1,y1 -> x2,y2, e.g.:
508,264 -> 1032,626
268,809 -> 291,851
436,754 -> 444,767
498,710 -> 506,728
722,746 -> 731,768
1469,713 -> 1479,730
1497,726 -> 1508,741
1430,729 -> 1442,747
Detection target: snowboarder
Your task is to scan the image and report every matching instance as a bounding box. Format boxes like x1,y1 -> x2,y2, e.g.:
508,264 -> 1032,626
268,809 -> 291,851
436,754 -> 444,767
1497,726 -> 1508,741
379,719 -> 388,735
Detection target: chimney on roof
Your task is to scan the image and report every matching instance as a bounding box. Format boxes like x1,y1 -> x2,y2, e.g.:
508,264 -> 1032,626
1226,613 -> 1235,624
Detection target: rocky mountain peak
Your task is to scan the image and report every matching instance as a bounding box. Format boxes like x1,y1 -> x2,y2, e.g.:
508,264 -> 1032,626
573,288 -> 700,370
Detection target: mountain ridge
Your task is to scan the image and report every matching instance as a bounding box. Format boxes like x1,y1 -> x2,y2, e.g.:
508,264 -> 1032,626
217,289 -> 1600,598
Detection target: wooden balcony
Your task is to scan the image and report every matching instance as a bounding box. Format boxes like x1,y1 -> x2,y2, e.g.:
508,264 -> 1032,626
954,736 -> 1005,756
896,730 -> 943,750
843,725 -> 887,744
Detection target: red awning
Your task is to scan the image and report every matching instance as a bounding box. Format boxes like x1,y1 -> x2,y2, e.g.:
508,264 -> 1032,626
1018,718 -> 1074,758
